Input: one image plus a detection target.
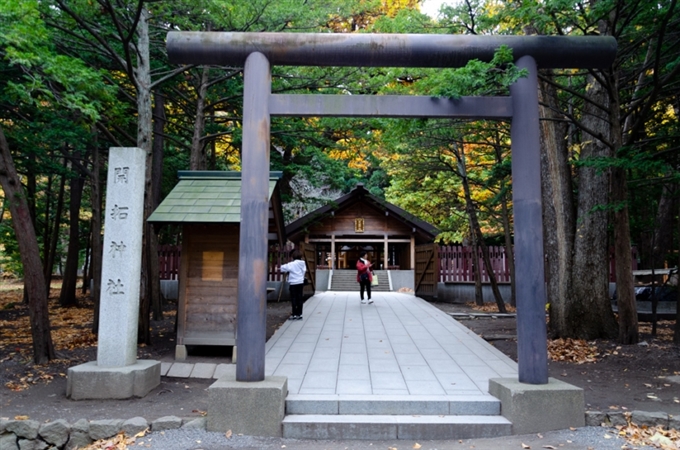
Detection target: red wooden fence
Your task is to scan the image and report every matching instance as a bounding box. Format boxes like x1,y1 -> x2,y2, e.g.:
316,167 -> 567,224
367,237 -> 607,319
156,243 -> 294,281
268,243 -> 295,281
158,244 -> 637,283
158,244 -> 181,280
439,245 -> 511,283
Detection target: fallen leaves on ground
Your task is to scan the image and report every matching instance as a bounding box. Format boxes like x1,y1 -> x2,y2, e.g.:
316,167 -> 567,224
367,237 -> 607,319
81,430 -> 148,450
466,302 -> 517,313
614,416 -> 680,450
2,291 -> 96,391
547,338 -> 599,364
1,294 -> 95,353
639,321 -> 675,342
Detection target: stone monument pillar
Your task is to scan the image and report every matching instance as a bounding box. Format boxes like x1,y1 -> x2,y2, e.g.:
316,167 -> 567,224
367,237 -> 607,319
67,147 -> 160,400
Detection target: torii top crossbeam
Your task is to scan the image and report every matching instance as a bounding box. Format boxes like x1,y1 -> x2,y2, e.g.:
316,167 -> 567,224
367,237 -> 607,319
167,32 -> 616,69
166,31 -> 616,385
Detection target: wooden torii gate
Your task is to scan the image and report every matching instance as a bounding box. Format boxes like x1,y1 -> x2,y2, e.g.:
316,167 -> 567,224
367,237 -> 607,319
166,32 -> 616,384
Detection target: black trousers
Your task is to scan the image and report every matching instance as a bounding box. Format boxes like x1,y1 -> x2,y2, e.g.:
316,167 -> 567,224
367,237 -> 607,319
359,279 -> 372,300
290,283 -> 304,316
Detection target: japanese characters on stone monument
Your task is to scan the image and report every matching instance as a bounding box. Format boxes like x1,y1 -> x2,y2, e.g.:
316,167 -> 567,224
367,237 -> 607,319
97,147 -> 146,367
67,147 -> 159,400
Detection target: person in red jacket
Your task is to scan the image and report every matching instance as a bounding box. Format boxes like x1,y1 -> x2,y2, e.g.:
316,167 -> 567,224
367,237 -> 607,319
356,251 -> 373,304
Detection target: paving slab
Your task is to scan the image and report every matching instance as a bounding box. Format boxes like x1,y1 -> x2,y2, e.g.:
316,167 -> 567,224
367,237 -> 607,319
265,291 -> 519,397
166,362 -> 194,378
190,363 -> 216,379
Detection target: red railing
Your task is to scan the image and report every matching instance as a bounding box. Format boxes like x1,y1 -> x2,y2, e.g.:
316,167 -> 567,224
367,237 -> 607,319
439,245 -> 511,283
158,244 -> 181,280
159,244 -> 637,283
268,243 -> 295,281
157,243 -> 295,281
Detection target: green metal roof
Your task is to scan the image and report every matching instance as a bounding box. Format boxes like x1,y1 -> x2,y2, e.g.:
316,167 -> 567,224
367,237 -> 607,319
147,171 -> 282,224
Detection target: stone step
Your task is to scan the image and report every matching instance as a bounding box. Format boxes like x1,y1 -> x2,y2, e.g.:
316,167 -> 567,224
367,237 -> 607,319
330,283 -> 391,290
286,394 -> 501,416
330,270 -> 391,292
282,414 -> 512,440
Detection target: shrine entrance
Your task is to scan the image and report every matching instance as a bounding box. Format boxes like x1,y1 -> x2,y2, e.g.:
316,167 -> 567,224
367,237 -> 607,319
286,184 -> 439,271
167,31 -> 617,386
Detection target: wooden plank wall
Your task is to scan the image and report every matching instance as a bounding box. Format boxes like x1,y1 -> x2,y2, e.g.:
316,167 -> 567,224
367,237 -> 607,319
415,243 -> 438,297
181,224 -> 239,338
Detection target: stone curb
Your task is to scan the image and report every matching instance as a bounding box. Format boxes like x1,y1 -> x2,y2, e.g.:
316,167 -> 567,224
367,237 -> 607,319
1,410 -> 677,448
0,416 -> 203,450
585,410 -> 679,430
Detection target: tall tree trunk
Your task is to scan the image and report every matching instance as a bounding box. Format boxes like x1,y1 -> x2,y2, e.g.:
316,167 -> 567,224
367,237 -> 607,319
567,70 -> 618,339
59,171 -> 85,307
26,151 -> 37,227
470,215 -> 506,313
459,145 -> 506,312
42,174 -> 53,272
652,182 -> 676,266
675,198 -> 680,344
538,76 -> 575,337
608,82 -> 638,344
44,166 -> 66,295
151,91 -> 166,320
493,140 -> 516,306
612,164 -> 638,344
190,66 -> 210,170
135,8 -> 155,344
23,152 -> 38,305
91,141 -> 103,334
470,225 -> 484,306
81,225 -> 91,294
500,196 -> 515,306
0,125 -> 55,363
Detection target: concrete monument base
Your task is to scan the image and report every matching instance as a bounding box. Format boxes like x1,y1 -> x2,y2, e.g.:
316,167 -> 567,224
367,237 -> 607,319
489,377 -> 585,435
66,360 -> 161,400
175,344 -> 187,361
207,367 -> 287,437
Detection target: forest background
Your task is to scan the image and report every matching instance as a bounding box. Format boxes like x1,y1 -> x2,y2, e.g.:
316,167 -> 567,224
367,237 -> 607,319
0,0 -> 679,365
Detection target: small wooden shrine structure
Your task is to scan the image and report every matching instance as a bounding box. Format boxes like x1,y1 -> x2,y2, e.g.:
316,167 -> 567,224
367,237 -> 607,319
286,184 -> 438,271
148,171 -> 285,359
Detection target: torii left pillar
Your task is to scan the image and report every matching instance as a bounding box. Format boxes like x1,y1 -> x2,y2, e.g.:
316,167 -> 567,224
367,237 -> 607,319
206,53 -> 287,437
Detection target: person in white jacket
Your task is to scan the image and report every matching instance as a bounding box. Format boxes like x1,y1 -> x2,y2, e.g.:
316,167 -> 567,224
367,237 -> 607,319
280,250 -> 307,320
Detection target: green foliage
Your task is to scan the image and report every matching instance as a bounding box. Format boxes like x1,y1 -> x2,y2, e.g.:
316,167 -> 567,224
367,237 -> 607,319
0,221 -> 23,276
371,7 -> 434,33
1,0 -> 115,121
422,46 -> 527,98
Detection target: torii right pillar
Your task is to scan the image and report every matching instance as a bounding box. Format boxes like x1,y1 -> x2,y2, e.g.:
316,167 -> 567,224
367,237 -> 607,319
489,55 -> 585,434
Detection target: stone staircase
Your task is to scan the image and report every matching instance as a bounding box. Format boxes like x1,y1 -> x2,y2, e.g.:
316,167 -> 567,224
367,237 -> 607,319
281,395 -> 511,439
329,269 -> 391,292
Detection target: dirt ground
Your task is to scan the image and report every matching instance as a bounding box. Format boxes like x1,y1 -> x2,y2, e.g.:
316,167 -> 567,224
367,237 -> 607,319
1,281 -> 679,424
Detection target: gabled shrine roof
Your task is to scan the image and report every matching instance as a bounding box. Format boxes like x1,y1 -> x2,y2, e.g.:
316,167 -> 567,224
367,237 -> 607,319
285,184 -> 439,243
147,171 -> 282,224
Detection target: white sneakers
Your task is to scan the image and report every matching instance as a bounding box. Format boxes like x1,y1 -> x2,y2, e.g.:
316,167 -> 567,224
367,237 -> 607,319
360,299 -> 373,304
